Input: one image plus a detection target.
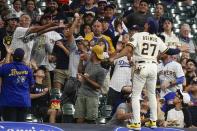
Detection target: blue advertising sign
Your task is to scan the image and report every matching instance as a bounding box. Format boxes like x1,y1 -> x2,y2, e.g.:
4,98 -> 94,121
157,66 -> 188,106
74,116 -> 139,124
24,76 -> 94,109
0,122 -> 64,131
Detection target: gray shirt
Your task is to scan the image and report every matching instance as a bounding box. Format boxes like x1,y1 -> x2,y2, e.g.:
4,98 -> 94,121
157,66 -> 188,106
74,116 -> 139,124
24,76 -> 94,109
107,103 -> 131,126
78,61 -> 106,97
69,41 -> 80,77
179,36 -> 196,60
31,35 -> 47,65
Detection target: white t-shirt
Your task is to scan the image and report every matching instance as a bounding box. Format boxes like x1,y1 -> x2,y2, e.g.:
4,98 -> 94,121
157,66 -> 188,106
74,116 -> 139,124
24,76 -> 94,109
11,27 -> 36,62
161,32 -> 180,48
11,8 -> 24,17
110,56 -> 132,92
130,32 -> 168,63
43,31 -> 62,71
167,108 -> 185,128
158,61 -> 185,97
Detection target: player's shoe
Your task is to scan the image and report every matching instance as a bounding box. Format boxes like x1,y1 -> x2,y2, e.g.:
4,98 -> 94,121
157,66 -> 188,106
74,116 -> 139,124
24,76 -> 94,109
145,120 -> 157,128
127,123 -> 141,130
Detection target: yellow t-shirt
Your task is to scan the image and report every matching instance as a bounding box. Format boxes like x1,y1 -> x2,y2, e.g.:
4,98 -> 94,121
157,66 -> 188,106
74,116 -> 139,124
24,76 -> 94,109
85,32 -> 115,54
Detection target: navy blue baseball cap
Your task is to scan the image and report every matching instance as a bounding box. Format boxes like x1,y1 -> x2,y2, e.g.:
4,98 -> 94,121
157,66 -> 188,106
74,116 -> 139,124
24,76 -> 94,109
146,17 -> 159,34
130,24 -> 140,31
13,48 -> 25,61
104,3 -> 116,10
161,92 -> 176,112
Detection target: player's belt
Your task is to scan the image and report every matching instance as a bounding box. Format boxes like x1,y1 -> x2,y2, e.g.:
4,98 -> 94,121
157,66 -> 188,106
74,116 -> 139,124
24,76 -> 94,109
137,61 -> 156,64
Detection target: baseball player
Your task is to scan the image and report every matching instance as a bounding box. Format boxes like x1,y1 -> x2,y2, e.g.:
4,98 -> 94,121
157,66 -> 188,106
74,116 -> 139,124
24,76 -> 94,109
158,54 -> 185,98
110,18 -> 189,130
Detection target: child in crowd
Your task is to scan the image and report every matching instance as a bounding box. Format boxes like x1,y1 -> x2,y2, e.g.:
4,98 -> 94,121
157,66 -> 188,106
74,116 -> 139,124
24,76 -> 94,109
166,90 -> 192,128
30,66 -> 61,123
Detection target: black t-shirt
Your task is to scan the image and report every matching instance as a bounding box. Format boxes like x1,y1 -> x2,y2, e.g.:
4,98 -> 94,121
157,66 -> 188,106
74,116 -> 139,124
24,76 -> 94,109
30,83 -> 50,108
188,106 -> 197,126
52,41 -> 69,70
125,12 -> 152,30
0,28 -> 14,61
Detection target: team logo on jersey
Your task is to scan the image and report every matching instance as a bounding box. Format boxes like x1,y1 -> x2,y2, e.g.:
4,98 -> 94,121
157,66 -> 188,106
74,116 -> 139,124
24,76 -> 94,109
3,36 -> 12,45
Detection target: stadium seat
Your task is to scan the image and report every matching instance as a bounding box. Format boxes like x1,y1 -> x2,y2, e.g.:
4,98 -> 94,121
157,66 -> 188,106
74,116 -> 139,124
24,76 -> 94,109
173,24 -> 179,29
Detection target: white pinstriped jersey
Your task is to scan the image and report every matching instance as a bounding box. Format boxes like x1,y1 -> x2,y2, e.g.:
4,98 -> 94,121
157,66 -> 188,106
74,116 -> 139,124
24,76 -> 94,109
158,61 -> 185,93
129,32 -> 168,62
109,56 -> 132,92
11,27 -> 36,62
161,32 -> 180,48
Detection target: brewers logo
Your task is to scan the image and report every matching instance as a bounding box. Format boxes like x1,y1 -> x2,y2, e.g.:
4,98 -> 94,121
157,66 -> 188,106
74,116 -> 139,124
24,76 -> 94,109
3,36 -> 12,45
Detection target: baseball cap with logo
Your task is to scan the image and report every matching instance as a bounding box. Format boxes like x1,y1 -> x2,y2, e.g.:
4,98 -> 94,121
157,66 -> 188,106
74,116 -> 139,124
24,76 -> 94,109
98,0 -> 107,4
146,17 -> 159,34
84,11 -> 95,17
75,36 -> 84,42
13,48 -> 25,61
92,45 -> 104,60
130,24 -> 140,31
6,13 -> 19,21
104,3 -> 115,10
75,36 -> 85,45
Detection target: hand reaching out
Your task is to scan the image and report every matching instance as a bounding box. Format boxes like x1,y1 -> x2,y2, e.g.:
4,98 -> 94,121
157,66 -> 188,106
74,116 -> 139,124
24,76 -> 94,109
56,41 -> 65,48
117,25 -> 123,34
109,57 -> 115,63
77,73 -> 85,82
160,80 -> 170,91
179,44 -> 189,52
3,43 -> 13,54
59,20 -> 66,28
30,59 -> 38,69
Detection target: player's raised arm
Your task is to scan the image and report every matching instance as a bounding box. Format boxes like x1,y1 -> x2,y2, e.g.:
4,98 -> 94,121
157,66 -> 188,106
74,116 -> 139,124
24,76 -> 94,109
158,34 -> 189,55
110,45 -> 133,62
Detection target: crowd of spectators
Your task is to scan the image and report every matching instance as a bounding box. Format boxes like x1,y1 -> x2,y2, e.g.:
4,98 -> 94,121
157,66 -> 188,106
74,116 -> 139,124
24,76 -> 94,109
0,0 -> 196,128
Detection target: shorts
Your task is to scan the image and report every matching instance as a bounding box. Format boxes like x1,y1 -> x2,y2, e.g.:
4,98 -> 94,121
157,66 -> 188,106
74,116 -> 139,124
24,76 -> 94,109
74,95 -> 99,121
107,87 -> 121,106
53,69 -> 69,85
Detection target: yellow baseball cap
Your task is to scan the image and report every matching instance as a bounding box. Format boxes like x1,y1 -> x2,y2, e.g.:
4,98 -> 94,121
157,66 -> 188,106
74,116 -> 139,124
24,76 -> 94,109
92,45 -> 104,60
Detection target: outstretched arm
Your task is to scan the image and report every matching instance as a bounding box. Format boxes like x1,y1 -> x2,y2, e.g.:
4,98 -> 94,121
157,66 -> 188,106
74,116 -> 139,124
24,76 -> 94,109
110,45 -> 133,62
28,22 -> 58,34
65,14 -> 81,45
37,25 -> 65,36
164,44 -> 189,55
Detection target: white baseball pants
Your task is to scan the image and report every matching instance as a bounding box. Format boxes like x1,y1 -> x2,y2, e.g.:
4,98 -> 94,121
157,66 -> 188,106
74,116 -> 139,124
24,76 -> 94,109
131,63 -> 157,123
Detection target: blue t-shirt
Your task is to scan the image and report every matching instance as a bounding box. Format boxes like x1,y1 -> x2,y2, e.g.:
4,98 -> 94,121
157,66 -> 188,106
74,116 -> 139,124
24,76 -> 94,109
0,62 -> 35,107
